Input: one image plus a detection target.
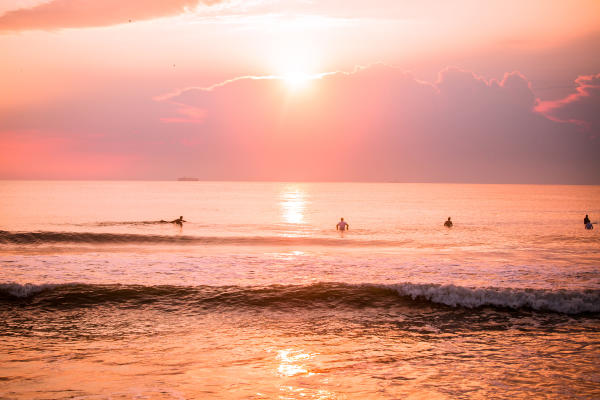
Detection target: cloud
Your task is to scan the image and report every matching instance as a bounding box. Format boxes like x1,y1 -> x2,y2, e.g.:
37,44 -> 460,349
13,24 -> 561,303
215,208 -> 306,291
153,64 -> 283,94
536,73 -> 600,135
160,105 -> 207,124
1,64 -> 598,182
0,0 -> 223,32
150,64 -> 599,182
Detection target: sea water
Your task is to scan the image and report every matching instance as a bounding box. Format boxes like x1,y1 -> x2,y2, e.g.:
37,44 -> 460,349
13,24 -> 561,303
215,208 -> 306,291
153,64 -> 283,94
0,181 -> 599,399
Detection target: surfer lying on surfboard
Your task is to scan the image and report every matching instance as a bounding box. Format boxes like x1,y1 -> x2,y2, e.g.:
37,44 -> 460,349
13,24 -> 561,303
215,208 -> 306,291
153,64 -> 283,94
160,216 -> 186,226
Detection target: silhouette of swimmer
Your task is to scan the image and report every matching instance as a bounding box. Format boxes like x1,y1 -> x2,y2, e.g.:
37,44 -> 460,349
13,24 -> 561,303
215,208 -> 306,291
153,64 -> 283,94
584,214 -> 590,225
444,217 -> 453,228
336,217 -> 349,231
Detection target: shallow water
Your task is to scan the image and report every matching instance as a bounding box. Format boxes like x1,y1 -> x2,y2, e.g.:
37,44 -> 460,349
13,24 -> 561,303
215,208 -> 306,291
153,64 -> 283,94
1,181 -> 599,399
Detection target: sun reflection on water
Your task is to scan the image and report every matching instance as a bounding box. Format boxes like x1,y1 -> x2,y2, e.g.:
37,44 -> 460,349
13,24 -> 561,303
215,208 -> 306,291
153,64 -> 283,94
280,186 -> 307,224
276,349 -> 313,377
272,348 -> 339,399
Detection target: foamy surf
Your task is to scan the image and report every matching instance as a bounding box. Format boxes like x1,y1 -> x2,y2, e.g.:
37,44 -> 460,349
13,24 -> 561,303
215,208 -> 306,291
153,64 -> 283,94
383,283 -> 600,314
0,282 -> 61,298
2,282 -> 598,315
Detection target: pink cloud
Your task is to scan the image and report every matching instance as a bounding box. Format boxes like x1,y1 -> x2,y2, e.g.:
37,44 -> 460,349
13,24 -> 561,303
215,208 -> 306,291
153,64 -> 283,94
536,73 -> 600,134
160,105 -> 207,124
0,0 -> 222,32
1,65 -> 599,182
151,64 -> 599,182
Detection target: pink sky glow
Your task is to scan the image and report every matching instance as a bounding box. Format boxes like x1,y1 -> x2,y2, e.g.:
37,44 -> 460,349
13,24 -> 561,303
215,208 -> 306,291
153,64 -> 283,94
1,0 -> 599,182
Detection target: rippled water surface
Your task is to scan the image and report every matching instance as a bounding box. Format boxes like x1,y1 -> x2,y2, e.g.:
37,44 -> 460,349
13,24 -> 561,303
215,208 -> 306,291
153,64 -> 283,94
1,181 -> 599,399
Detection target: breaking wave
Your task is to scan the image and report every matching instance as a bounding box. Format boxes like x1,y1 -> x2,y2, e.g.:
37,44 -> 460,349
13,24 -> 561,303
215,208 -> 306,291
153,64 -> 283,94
1,282 -> 598,315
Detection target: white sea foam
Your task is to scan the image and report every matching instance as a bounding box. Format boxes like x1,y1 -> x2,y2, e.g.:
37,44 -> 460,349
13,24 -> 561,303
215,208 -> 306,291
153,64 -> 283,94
385,283 -> 600,314
0,282 -> 60,298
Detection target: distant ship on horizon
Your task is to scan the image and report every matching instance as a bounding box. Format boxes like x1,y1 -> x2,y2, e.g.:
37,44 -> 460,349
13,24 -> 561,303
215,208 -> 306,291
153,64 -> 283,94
177,177 -> 200,181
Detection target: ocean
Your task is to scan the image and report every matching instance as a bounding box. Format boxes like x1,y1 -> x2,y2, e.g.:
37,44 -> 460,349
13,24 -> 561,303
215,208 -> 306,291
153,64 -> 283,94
1,181 -> 599,399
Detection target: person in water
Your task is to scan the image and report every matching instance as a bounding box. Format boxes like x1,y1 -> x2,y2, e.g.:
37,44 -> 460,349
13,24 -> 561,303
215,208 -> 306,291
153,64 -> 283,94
584,214 -> 594,229
336,217 -> 349,231
171,216 -> 186,226
444,217 -> 453,228
160,216 -> 186,224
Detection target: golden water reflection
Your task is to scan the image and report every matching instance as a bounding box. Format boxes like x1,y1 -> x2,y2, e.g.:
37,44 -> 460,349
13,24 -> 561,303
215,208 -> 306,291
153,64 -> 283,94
276,348 -> 313,377
280,186 -> 306,224
275,349 -> 339,399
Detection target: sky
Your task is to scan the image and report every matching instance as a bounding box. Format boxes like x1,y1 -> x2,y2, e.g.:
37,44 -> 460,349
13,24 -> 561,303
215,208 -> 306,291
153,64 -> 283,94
1,0 -> 599,183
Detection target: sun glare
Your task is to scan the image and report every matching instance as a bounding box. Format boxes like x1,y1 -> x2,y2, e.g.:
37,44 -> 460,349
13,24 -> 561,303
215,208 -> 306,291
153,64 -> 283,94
283,71 -> 312,90
269,41 -> 318,91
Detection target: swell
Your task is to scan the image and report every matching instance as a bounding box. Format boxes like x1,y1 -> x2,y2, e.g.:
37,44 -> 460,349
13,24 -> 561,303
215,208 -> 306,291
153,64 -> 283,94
86,221 -> 176,227
1,282 -> 598,315
0,230 -> 408,247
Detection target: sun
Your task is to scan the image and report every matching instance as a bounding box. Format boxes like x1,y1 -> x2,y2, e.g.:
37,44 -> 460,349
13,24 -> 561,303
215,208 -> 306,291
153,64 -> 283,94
269,41 -> 319,91
282,71 -> 312,90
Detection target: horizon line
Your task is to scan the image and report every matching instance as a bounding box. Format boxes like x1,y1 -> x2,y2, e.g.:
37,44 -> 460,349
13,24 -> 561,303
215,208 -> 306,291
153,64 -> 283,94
0,179 -> 599,186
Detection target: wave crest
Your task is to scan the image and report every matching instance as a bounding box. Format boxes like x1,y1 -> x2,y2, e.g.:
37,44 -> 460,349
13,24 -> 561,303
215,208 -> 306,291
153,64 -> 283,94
0,230 -> 408,247
386,283 -> 600,315
0,282 -> 60,297
1,282 -> 598,315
